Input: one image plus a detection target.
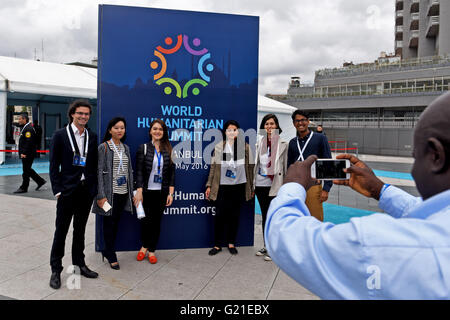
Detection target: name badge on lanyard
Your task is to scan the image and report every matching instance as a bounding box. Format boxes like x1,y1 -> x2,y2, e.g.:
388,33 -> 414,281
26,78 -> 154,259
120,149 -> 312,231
153,150 -> 163,183
111,140 -> 127,186
296,131 -> 314,162
225,143 -> 236,179
259,145 -> 270,177
67,125 -> 89,167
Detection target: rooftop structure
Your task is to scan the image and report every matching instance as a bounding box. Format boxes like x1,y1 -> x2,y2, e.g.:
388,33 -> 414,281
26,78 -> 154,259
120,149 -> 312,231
266,1 -> 450,156
395,0 -> 450,59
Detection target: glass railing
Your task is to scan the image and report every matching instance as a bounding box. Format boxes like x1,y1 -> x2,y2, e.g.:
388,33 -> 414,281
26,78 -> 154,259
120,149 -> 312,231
315,55 -> 450,79
268,84 -> 449,100
410,30 -> 419,38
430,16 -> 439,24
309,117 -> 418,129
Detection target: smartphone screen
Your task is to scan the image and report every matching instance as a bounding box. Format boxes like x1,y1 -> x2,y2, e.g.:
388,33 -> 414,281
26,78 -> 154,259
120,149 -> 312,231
314,160 -> 347,179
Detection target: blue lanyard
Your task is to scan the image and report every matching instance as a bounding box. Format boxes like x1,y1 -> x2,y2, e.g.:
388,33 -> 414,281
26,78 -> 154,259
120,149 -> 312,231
155,150 -> 162,175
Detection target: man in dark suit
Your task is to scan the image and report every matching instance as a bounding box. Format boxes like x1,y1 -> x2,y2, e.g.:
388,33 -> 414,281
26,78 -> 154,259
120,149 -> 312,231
49,100 -> 99,289
14,113 -> 46,193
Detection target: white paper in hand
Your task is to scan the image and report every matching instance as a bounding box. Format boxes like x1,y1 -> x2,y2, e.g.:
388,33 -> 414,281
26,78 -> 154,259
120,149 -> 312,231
102,201 -> 112,212
133,190 -> 146,219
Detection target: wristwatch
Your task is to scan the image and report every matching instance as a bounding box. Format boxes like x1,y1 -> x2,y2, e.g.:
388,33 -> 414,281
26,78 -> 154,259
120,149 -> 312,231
168,193 -> 174,197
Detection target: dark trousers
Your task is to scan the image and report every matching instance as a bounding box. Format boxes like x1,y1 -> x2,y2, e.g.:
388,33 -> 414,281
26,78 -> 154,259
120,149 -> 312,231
255,186 -> 275,246
50,182 -> 94,273
141,190 -> 167,252
20,156 -> 45,190
214,183 -> 245,247
102,193 -> 127,263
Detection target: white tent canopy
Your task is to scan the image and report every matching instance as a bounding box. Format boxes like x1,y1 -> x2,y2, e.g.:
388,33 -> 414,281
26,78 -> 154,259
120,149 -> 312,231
0,55 -> 295,110
0,56 -> 299,162
0,56 -> 97,163
0,56 -> 96,98
258,95 -> 296,114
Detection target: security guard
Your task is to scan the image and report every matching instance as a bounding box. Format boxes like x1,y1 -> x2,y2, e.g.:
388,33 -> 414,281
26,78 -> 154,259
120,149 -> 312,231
14,113 -> 46,193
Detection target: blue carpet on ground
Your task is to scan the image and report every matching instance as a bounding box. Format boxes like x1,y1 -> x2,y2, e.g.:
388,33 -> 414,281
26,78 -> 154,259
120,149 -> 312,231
372,169 -> 413,180
322,203 -> 375,224
255,197 -> 375,224
0,163 -> 49,176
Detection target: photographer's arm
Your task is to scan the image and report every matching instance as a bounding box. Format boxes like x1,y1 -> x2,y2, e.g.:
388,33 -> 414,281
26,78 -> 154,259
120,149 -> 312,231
265,156 -> 370,299
333,154 -> 421,218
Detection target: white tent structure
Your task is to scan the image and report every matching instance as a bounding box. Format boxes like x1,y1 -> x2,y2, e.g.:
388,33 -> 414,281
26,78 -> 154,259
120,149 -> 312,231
0,56 -> 97,98
257,95 -> 297,141
0,56 -> 97,164
0,56 -> 299,163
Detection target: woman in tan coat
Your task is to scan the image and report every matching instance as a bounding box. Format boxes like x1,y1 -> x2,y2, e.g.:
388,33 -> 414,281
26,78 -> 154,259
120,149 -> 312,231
205,120 -> 254,255
253,114 -> 288,261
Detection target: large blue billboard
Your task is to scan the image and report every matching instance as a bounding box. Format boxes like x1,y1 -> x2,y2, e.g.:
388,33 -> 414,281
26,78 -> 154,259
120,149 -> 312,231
97,5 -> 259,251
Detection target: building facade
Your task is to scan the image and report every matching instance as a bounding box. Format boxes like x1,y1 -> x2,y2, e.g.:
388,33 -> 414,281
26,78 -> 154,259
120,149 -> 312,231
395,0 -> 450,59
268,0 -> 450,156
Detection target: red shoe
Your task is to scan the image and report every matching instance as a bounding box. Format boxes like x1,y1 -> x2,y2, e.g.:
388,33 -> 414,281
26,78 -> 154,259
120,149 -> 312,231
137,249 -> 147,261
149,255 -> 157,264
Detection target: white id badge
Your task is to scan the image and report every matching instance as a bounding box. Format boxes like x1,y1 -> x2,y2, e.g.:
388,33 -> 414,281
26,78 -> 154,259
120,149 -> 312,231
102,201 -> 112,212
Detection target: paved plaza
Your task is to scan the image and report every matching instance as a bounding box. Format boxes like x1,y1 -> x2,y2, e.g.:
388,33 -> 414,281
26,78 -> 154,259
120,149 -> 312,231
0,154 -> 418,300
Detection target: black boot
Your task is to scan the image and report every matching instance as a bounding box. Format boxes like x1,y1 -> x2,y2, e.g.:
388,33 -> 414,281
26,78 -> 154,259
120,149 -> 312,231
78,265 -> 98,278
49,272 -> 61,289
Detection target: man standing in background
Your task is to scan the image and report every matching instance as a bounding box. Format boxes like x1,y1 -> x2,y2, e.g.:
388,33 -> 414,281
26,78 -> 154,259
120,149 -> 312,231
14,113 -> 46,193
287,110 -> 332,221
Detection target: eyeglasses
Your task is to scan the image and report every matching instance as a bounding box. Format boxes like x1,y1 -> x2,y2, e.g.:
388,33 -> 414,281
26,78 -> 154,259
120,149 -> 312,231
294,118 -> 308,124
75,112 -> 90,116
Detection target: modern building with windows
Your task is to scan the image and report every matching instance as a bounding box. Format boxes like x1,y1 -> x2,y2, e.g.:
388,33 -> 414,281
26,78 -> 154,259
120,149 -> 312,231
395,0 -> 450,59
268,0 -> 450,156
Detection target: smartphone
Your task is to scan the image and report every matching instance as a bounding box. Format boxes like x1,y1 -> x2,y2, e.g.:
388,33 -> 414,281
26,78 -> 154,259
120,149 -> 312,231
311,159 -> 351,180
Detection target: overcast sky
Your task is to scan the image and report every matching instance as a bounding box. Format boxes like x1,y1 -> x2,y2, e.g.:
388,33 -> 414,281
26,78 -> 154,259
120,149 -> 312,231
0,0 -> 394,95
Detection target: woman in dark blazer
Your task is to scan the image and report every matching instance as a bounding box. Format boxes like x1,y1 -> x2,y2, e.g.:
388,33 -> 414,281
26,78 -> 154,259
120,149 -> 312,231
92,117 -> 134,270
134,119 -> 175,264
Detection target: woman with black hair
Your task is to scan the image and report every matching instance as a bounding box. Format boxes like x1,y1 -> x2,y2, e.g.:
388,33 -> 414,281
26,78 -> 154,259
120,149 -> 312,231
92,117 -> 135,270
205,120 -> 254,255
134,119 -> 175,264
254,114 -> 288,261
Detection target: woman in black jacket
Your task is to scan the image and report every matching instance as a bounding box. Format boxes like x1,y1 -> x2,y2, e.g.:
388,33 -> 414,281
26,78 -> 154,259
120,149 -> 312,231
134,119 -> 175,264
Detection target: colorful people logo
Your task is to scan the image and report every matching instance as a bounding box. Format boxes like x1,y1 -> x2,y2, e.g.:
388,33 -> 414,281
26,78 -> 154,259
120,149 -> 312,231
150,34 -> 214,99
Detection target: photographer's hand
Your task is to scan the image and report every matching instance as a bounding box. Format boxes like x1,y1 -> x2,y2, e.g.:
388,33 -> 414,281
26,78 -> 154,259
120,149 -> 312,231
333,154 -> 384,200
284,155 -> 320,191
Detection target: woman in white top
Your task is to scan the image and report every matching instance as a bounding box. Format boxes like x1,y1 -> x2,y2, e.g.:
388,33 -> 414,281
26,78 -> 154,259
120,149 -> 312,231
254,114 -> 288,261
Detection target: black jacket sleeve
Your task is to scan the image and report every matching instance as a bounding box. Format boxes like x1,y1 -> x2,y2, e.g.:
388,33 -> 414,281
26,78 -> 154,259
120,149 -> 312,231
49,130 -> 63,195
168,151 -> 175,188
287,138 -> 298,168
135,144 -> 145,189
